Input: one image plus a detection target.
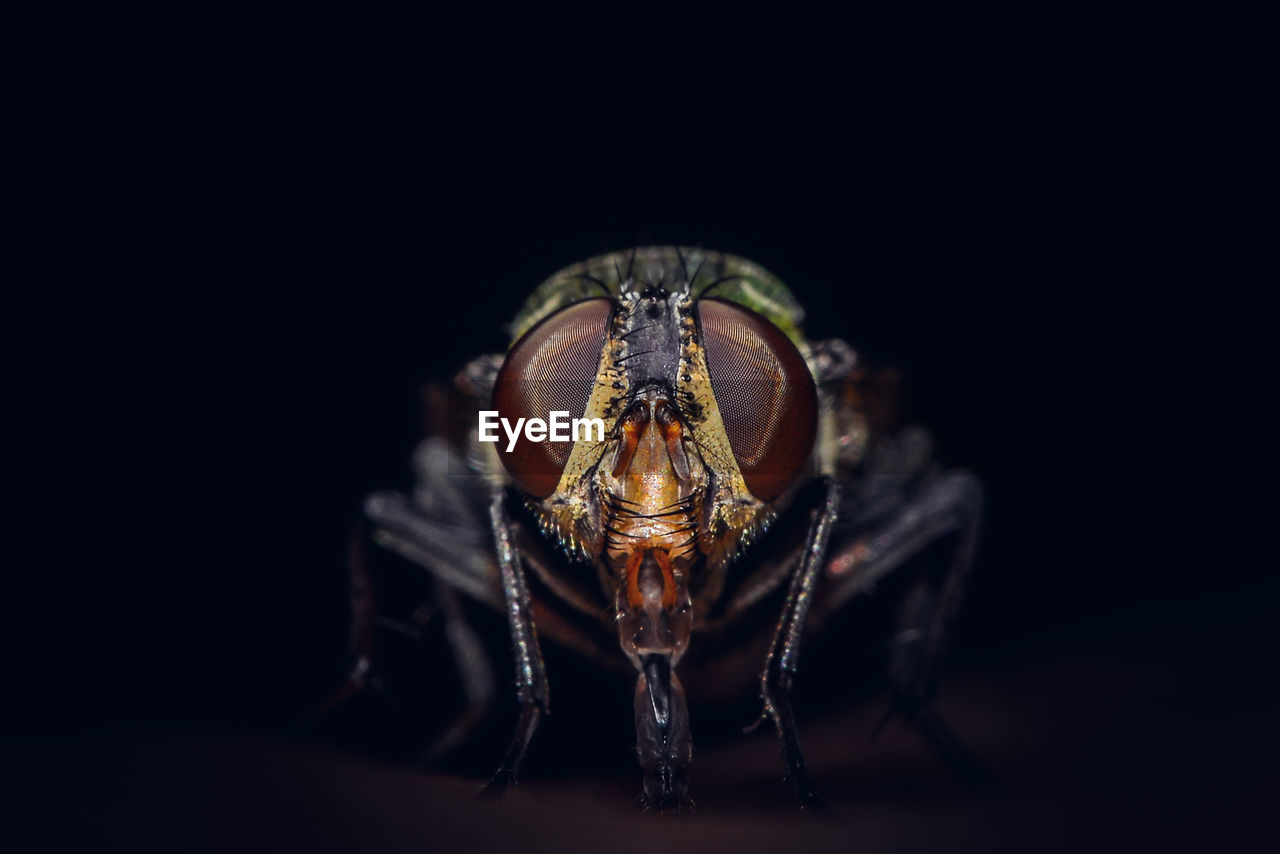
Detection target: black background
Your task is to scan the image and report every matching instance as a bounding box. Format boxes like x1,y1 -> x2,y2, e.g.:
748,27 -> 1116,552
7,46 -> 1277,852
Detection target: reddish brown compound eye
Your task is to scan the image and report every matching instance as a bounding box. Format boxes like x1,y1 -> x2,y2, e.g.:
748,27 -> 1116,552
697,298 -> 817,501
492,298 -> 612,498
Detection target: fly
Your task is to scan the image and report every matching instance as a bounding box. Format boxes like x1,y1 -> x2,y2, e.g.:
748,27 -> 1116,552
333,247 -> 987,811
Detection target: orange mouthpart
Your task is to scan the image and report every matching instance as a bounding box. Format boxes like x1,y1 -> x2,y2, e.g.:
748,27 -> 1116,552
624,547 -> 679,612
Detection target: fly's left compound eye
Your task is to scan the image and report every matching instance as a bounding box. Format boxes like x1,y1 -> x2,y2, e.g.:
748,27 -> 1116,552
491,298 -> 612,498
697,298 -> 818,501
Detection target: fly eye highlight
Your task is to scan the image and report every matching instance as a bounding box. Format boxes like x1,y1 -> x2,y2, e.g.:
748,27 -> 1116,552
492,298 -> 612,497
697,298 -> 818,501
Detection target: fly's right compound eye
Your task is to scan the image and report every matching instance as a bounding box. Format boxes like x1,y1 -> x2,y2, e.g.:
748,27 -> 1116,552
491,298 -> 612,498
697,297 -> 818,501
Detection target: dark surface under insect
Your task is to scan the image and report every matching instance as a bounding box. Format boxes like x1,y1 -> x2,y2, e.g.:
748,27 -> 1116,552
6,640 -> 1276,852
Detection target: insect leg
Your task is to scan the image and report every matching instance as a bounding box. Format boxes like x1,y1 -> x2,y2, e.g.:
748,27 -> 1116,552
757,477 -> 843,812
482,490 -> 550,794
419,578 -> 498,763
824,469 -> 993,786
365,439 -> 614,662
312,523 -> 380,715
886,474 -> 992,786
364,490 -> 502,610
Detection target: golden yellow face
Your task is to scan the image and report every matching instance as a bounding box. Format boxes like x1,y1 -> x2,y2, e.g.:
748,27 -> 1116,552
487,249 -> 819,579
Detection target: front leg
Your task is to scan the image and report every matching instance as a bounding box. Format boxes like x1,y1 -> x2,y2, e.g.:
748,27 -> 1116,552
758,478 -> 843,812
483,490 -> 550,794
